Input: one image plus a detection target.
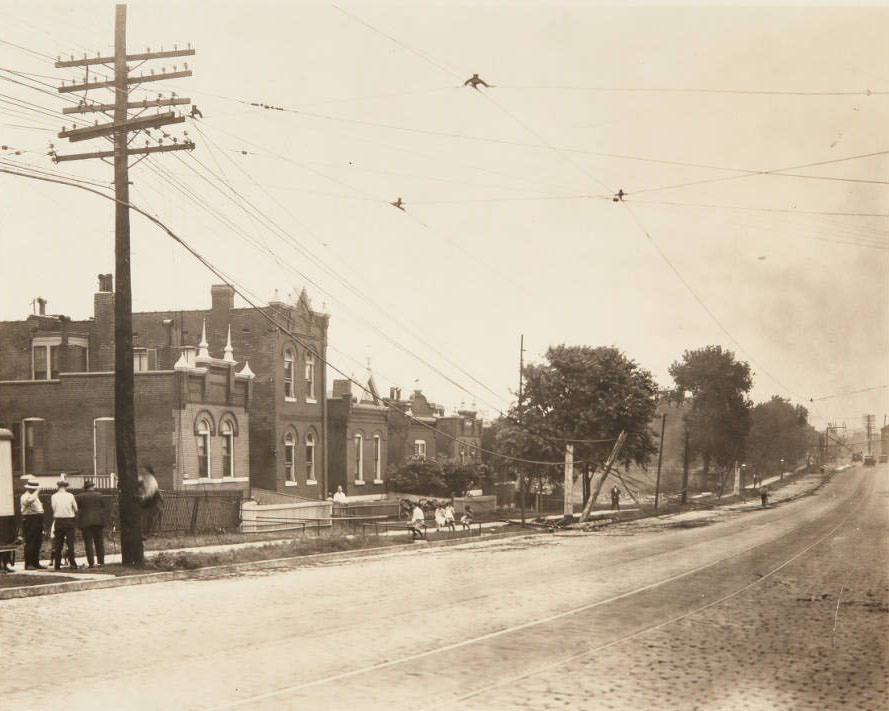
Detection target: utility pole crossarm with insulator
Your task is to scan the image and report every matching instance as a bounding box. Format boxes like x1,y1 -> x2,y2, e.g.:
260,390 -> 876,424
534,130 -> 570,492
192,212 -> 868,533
53,3 -> 196,566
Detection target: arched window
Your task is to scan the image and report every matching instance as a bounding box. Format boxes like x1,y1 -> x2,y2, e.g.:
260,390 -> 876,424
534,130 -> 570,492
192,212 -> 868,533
353,432 -> 364,482
305,352 -> 316,402
197,417 -> 211,478
305,430 -> 316,482
221,419 -> 235,477
284,431 -> 296,482
283,347 -> 296,400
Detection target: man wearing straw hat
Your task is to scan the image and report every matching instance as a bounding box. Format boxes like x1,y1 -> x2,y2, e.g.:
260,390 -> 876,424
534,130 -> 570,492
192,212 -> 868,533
50,477 -> 79,570
20,478 -> 46,569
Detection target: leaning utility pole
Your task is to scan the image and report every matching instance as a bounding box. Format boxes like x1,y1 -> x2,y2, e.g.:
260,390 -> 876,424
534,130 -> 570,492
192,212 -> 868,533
653,413 -> 666,510
55,4 -> 195,565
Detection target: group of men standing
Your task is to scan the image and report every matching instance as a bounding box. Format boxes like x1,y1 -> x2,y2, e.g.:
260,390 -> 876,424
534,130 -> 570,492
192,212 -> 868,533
18,477 -> 107,571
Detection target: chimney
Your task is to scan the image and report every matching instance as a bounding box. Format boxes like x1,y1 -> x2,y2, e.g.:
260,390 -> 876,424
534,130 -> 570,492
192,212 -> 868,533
98,273 -> 113,293
332,379 -> 353,400
211,284 -> 235,312
36,297 -> 46,316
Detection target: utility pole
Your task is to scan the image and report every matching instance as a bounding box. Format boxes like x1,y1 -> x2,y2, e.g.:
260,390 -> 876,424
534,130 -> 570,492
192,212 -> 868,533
654,412 -> 666,510
563,443 -> 573,516
680,429 -> 690,505
55,4 -> 195,566
517,334 -> 526,525
579,431 -> 626,522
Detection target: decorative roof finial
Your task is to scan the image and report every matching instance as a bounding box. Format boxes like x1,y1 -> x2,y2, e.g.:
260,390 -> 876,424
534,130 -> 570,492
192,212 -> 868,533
223,324 -> 235,362
237,361 -> 255,379
198,319 -> 209,359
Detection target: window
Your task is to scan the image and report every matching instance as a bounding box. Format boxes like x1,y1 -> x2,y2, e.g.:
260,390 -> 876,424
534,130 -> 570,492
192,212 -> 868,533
133,348 -> 155,372
221,420 -> 235,477
460,445 -> 466,465
32,344 -> 59,380
304,352 -> 315,401
23,418 -> 46,474
464,419 -> 473,434
373,434 -> 382,482
283,348 -> 296,400
31,336 -> 89,379
305,431 -> 316,482
197,418 -> 211,478
354,433 -> 364,481
94,418 -> 115,479
413,439 -> 426,458
284,432 -> 296,482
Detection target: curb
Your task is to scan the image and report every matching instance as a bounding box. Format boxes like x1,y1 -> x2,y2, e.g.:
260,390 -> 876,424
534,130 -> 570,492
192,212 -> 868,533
0,523 -> 525,600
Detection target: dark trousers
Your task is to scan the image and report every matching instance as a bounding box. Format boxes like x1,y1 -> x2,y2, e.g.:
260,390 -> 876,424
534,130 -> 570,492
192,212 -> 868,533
81,525 -> 105,566
52,518 -> 77,568
22,515 -> 44,567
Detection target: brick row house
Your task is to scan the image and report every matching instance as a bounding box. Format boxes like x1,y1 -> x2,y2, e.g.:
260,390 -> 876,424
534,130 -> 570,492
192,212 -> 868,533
0,277 -> 328,497
327,376 -> 388,498
384,388 -> 483,468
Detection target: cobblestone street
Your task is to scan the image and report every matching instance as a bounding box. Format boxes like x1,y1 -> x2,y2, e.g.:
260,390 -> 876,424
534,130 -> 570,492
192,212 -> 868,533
1,466 -> 885,711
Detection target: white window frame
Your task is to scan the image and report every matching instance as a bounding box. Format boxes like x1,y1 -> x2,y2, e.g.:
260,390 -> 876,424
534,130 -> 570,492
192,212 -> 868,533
221,420 -> 235,478
133,347 -> 155,372
283,348 -> 296,401
284,431 -> 297,484
354,433 -> 364,483
305,431 -> 316,483
373,434 -> 383,483
305,352 -> 316,403
197,418 -> 211,478
22,417 -> 45,475
31,336 -> 90,380
92,416 -> 115,480
413,439 -> 426,458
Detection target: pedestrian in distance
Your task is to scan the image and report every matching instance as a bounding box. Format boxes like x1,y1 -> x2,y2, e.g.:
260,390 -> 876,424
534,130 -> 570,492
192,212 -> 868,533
610,485 -> 621,511
20,478 -> 46,569
434,503 -> 446,531
444,501 -> 456,532
51,478 -> 79,570
76,480 -> 106,568
759,485 -> 769,508
137,465 -> 163,539
460,505 -> 473,531
410,503 -> 426,540
332,485 -> 347,504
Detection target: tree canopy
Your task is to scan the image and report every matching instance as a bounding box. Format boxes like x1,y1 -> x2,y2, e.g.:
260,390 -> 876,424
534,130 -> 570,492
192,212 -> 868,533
494,345 -> 659,477
669,345 -> 752,473
745,396 -> 816,475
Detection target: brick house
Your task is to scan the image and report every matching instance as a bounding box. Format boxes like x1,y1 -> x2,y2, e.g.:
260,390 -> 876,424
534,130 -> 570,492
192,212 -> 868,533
0,276 -> 328,497
327,375 -> 388,497
434,409 -> 483,465
384,388 -> 444,466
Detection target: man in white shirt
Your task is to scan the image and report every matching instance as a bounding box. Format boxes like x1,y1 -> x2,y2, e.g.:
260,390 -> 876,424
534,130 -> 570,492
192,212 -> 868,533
20,479 -> 46,569
51,478 -> 79,570
332,486 -> 347,505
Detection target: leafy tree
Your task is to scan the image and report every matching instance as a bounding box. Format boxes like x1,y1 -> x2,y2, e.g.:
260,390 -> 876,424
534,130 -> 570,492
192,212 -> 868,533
521,345 -> 659,473
386,459 -> 446,496
669,345 -> 752,482
490,345 -> 659,507
746,397 -> 816,476
441,462 -> 494,497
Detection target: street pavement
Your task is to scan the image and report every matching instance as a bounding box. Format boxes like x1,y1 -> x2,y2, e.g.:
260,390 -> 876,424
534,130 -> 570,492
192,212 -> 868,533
0,465 -> 884,710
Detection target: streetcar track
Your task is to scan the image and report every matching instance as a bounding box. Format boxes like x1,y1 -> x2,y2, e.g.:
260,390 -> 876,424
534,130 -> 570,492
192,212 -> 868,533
206,473 -> 870,710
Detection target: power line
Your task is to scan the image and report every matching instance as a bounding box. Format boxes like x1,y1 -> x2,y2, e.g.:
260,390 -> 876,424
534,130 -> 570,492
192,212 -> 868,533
496,84 -> 889,97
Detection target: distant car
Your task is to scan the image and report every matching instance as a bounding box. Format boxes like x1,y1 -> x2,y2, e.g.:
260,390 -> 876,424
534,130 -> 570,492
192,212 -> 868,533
863,455 -> 876,467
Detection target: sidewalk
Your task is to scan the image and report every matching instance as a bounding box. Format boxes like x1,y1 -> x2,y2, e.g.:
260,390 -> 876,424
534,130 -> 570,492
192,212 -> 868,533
0,468 -> 839,598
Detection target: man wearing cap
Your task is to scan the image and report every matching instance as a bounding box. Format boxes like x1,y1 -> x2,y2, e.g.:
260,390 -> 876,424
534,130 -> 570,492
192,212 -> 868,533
20,478 -> 46,569
50,478 -> 79,570
76,481 -> 106,568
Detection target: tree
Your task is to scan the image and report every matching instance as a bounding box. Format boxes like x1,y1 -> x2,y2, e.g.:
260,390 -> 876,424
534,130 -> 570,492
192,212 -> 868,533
746,397 -> 816,476
492,345 -> 659,507
669,345 -> 752,488
441,462 -> 494,497
386,459 -> 446,496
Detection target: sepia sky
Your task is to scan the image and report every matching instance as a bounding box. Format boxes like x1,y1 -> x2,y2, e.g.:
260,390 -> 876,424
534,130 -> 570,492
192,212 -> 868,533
0,1 -> 887,432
